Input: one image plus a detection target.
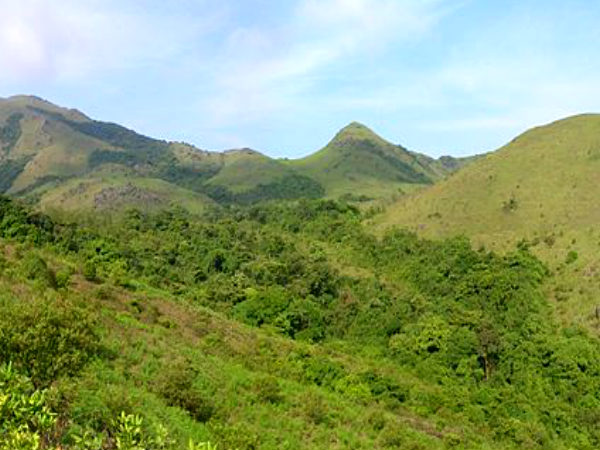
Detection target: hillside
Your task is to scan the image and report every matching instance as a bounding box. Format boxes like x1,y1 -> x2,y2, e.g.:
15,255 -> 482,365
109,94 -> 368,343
0,96 -> 471,212
3,196 -> 600,449
0,96 -> 315,210
289,122 -> 468,198
375,114 -> 600,329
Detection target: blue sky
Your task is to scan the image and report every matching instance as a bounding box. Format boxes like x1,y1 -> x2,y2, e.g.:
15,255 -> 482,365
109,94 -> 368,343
1,0 -> 599,158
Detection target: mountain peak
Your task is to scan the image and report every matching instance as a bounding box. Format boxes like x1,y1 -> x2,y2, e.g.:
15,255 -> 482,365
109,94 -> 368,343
0,94 -> 89,122
330,121 -> 383,147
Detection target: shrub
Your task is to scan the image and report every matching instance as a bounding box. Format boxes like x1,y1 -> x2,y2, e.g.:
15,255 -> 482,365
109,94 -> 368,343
0,363 -> 57,450
153,361 -> 215,422
254,375 -> 283,404
0,298 -> 101,387
300,391 -> 329,425
566,250 -> 579,264
82,260 -> 97,282
21,253 -> 56,288
55,268 -> 72,289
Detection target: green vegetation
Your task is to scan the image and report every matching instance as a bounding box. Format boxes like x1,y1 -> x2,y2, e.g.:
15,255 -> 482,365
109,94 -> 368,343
0,113 -> 23,152
376,113 -> 600,331
288,122 -> 462,198
0,157 -> 30,193
2,95 -> 600,449
0,97 -> 467,210
1,193 -> 600,449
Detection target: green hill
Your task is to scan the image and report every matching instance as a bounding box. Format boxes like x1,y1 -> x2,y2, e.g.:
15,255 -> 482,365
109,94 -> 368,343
375,114 -> 600,329
0,96 -> 316,210
288,122 -> 470,199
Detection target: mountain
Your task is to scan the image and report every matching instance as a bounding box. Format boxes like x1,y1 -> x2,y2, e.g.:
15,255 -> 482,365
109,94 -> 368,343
288,122 -> 470,199
375,113 -> 600,329
0,95 -> 220,214
0,96 -> 470,212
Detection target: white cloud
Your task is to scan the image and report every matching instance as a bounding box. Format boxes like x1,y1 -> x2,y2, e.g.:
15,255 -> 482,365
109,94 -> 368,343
0,0 -> 218,83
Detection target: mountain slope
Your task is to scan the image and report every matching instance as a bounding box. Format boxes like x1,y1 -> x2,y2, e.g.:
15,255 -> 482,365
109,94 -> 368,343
288,122 -> 464,198
0,96 -> 295,209
375,113 -> 600,328
0,96 -> 327,207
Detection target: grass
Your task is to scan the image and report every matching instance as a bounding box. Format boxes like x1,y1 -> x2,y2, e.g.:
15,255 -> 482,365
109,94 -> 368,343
374,113 -> 600,330
36,173 -> 215,216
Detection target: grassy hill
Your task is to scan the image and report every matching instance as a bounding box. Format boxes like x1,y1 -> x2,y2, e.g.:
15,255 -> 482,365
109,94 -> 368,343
288,122 -> 469,199
0,95 -> 312,209
375,114 -> 600,330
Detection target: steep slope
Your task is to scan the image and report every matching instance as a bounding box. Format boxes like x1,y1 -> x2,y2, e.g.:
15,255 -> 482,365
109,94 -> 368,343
0,95 -> 110,192
376,114 -> 600,328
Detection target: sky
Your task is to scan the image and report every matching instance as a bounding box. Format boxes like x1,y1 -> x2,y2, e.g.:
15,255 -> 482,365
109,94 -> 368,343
1,0 -> 599,158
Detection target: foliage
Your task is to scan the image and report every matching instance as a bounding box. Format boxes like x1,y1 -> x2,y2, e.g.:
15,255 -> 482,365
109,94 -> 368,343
0,113 -> 23,151
1,194 -> 600,448
0,297 -> 101,387
0,363 -> 56,450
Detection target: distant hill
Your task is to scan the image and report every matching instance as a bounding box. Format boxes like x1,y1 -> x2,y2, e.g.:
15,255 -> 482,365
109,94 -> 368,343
288,122 -> 471,199
0,96 -> 471,212
375,114 -> 600,329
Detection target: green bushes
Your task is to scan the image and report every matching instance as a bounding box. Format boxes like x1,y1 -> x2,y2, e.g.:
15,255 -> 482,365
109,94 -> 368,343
82,260 -> 97,282
566,250 -> 579,264
4,195 -> 600,447
0,298 -> 101,387
0,196 -> 54,243
21,253 -> 57,288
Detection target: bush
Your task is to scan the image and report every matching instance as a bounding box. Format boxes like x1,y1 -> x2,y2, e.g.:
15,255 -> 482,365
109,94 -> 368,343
566,250 -> 579,264
254,375 -> 283,404
0,363 -> 57,450
21,253 -> 56,288
82,260 -> 97,282
299,391 -> 329,425
55,268 -> 72,289
153,361 -> 215,422
0,298 -> 101,387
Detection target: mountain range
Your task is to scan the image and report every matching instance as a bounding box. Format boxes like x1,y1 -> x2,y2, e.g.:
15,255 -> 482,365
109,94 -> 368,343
0,95 -> 470,214
3,95 -> 599,329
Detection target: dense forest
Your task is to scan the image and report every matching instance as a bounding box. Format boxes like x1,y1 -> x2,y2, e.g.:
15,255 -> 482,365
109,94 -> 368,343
1,195 -> 600,449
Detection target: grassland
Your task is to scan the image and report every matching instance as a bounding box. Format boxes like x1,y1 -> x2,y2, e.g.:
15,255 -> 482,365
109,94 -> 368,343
374,114 -> 600,330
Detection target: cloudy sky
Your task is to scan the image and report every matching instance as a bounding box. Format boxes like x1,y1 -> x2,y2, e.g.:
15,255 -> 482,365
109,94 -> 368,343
1,0 -> 599,157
